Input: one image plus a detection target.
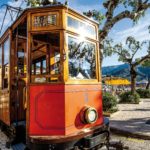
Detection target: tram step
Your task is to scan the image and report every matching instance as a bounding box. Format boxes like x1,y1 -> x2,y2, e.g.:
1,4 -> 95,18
12,143 -> 26,150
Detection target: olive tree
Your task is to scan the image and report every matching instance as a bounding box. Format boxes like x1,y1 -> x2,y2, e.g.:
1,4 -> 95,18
84,0 -> 150,41
104,36 -> 150,94
84,0 -> 150,64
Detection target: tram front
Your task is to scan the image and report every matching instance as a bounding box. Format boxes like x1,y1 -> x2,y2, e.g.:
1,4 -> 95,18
27,5 -> 109,150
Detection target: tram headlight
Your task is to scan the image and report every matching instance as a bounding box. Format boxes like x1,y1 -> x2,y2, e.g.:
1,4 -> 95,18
81,107 -> 98,124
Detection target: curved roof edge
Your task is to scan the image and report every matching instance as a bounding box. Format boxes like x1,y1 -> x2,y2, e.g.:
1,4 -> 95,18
0,4 -> 99,41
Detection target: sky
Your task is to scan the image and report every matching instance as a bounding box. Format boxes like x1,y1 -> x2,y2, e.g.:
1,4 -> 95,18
0,0 -> 150,67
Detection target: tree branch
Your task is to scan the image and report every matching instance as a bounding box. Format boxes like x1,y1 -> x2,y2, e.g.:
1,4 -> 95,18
100,11 -> 135,40
104,0 -> 119,21
133,54 -> 150,66
139,2 -> 150,10
100,1 -> 150,41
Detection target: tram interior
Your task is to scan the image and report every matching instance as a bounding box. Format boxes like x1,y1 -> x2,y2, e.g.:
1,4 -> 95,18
31,33 -> 60,83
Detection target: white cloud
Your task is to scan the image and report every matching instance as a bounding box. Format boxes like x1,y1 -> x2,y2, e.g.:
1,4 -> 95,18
113,13 -> 150,44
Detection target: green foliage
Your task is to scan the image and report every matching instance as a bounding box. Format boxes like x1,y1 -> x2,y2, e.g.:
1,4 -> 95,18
102,92 -> 118,112
15,0 -> 59,7
83,10 -> 105,25
136,89 -> 150,98
119,91 -> 140,103
27,0 -> 41,6
117,0 -> 146,22
104,35 -> 150,64
142,59 -> 150,67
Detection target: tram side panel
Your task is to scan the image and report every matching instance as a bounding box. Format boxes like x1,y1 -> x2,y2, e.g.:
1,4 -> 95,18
29,84 -> 103,136
65,84 -> 103,135
0,91 -> 10,126
29,84 -> 66,136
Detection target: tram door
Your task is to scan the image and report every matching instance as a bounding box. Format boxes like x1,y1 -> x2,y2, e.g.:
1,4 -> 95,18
12,37 -> 26,124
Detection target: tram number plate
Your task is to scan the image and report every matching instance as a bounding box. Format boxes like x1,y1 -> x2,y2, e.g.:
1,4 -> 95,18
84,132 -> 107,148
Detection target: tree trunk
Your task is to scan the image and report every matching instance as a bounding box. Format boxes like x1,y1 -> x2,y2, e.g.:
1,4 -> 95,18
146,78 -> 150,89
130,66 -> 137,94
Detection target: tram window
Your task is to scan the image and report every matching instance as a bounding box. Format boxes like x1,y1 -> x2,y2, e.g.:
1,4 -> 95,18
68,36 -> 96,80
18,49 -> 25,75
35,62 -> 41,75
42,60 -> 46,74
31,33 -> 61,83
67,16 -> 96,38
0,46 -> 2,89
3,39 -> 10,89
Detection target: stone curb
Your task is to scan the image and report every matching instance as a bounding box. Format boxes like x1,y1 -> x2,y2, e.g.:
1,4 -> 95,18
110,126 -> 150,140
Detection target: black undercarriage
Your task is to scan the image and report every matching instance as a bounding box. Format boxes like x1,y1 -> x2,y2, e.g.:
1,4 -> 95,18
27,118 -> 110,150
0,118 -> 128,150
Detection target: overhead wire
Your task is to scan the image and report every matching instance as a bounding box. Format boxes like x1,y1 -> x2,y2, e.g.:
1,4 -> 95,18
0,0 -> 25,35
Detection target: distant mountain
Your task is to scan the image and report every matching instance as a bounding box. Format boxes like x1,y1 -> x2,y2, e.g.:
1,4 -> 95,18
102,63 -> 150,81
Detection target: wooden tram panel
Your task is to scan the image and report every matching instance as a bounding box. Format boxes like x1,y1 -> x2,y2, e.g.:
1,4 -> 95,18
0,29 -> 11,126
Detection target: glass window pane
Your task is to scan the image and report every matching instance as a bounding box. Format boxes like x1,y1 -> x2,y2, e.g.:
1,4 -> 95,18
42,60 -> 46,74
67,16 -> 96,38
31,33 -> 61,83
36,62 -> 41,75
4,39 -> 10,65
68,36 -> 96,80
3,38 -> 10,89
18,49 -> 25,75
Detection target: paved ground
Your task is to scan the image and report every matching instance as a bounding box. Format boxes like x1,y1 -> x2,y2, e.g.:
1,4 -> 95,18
101,133 -> 150,150
109,98 -> 150,139
0,130 -> 150,150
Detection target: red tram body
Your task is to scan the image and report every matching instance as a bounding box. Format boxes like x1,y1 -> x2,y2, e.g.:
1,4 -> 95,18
0,4 -> 109,150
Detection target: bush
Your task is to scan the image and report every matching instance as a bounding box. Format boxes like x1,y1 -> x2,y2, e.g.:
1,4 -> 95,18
136,89 -> 150,98
103,92 -> 118,112
119,91 -> 140,104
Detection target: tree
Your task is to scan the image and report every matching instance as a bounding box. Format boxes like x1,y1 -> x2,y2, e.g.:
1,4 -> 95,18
84,0 -> 150,41
104,36 -> 150,94
84,0 -> 150,62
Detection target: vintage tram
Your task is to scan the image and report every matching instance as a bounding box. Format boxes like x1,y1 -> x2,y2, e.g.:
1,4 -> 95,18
0,4 -> 109,150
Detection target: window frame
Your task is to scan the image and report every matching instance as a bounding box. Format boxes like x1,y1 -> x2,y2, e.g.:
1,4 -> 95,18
67,14 -> 97,40
29,31 -> 62,84
1,36 -> 10,90
66,33 -> 99,83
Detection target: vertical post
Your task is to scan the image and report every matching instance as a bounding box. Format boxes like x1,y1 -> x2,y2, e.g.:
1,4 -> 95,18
26,12 -> 31,146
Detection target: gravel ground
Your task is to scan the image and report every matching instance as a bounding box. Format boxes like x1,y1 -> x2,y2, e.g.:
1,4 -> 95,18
110,99 -> 150,137
0,130 -> 150,150
0,130 -> 12,150
101,133 -> 150,150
